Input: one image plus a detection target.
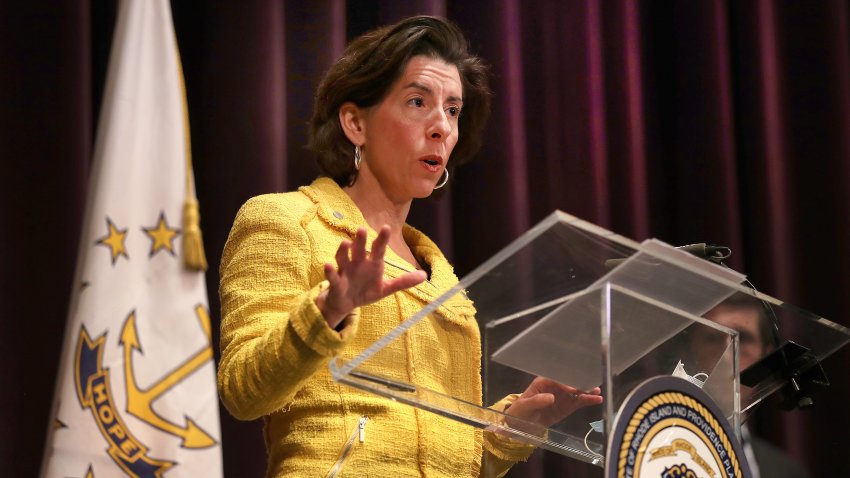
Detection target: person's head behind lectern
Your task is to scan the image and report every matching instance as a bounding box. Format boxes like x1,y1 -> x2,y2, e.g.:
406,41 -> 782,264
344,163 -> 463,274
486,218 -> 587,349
703,291 -> 776,371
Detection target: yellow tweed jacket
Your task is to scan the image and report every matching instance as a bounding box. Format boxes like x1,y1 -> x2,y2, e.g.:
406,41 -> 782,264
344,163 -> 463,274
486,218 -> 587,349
219,178 -> 528,477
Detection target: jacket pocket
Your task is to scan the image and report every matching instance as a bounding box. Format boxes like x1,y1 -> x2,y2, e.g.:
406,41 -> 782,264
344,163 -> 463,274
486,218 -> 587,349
325,415 -> 368,478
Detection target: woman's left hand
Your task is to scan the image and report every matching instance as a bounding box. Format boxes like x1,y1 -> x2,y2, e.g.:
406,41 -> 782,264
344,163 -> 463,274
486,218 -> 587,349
506,377 -> 603,427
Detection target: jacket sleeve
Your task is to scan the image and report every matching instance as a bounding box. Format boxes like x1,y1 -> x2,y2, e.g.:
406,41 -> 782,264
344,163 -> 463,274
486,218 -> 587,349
217,195 -> 360,421
480,394 -> 537,477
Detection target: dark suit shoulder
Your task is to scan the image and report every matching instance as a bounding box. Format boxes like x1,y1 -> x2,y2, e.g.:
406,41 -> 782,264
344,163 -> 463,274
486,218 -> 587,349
750,435 -> 812,478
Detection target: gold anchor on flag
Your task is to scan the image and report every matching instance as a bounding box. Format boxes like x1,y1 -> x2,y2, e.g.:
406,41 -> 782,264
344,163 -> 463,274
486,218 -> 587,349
120,306 -> 216,448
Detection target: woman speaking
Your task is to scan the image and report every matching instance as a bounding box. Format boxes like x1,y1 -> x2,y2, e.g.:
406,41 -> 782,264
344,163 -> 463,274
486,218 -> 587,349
218,15 -> 601,477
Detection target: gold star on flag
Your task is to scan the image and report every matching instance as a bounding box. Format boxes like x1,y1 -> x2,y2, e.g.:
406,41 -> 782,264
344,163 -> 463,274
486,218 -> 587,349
143,212 -> 180,257
96,218 -> 128,264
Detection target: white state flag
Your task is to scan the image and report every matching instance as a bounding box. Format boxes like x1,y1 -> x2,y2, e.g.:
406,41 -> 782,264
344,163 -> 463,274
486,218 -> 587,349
41,0 -> 222,477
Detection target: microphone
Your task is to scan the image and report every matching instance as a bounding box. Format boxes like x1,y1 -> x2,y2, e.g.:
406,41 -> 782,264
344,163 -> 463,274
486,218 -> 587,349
603,243 -> 731,269
675,243 -> 731,265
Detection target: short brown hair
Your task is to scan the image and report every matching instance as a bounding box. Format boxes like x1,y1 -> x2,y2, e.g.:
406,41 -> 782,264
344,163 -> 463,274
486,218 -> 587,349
716,291 -> 778,350
308,16 -> 492,187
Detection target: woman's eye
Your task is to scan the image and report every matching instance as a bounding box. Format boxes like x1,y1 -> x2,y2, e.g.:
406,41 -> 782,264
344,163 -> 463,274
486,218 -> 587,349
446,106 -> 460,117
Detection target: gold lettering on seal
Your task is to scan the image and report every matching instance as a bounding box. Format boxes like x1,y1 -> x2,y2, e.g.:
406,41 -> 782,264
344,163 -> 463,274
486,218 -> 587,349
649,438 -> 715,477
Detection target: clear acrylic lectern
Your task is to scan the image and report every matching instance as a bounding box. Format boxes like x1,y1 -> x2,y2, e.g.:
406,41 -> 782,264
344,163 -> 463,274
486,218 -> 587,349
329,211 -> 850,467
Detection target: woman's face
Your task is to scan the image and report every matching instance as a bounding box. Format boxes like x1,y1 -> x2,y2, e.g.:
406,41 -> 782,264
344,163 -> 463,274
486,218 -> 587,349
358,55 -> 463,201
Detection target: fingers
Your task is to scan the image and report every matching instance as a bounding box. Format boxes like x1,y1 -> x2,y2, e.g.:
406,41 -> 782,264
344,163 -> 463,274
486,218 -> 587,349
522,376 -> 557,397
335,240 -> 352,270
329,226 -> 424,306
343,226 -> 389,263
579,394 -> 604,406
350,228 -> 368,262
504,393 -> 555,425
527,377 -> 600,398
508,387 -> 602,427
324,262 -> 339,284
524,393 -> 555,409
383,270 -> 427,295
370,225 -> 391,261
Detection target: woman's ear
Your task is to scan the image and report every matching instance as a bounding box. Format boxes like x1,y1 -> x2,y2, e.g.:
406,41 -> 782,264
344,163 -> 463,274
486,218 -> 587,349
339,102 -> 367,146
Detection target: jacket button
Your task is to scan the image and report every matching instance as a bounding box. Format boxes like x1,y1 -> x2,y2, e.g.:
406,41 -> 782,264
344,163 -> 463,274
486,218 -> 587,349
333,211 -> 344,219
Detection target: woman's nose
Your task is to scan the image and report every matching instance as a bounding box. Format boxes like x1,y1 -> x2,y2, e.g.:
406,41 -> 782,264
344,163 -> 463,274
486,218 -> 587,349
427,110 -> 451,141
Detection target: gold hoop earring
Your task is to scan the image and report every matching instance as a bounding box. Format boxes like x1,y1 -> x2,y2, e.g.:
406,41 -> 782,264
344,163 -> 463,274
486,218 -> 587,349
354,145 -> 362,170
434,169 -> 449,189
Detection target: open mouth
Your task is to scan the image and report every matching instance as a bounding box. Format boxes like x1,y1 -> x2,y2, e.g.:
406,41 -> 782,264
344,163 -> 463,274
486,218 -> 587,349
419,156 -> 443,172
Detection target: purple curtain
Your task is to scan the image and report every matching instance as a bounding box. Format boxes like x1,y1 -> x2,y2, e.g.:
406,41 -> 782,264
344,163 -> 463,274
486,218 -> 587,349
2,0 -> 849,476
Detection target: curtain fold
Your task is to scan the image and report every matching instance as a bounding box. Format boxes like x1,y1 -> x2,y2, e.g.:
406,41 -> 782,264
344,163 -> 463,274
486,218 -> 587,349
2,1 -> 849,476
0,3 -> 92,476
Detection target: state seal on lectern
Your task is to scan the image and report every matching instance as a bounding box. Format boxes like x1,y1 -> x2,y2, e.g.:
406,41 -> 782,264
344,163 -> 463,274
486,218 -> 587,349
606,376 -> 752,478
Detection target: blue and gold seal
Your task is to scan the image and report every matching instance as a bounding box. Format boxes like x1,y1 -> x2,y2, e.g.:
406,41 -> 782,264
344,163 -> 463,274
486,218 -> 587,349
605,376 -> 752,478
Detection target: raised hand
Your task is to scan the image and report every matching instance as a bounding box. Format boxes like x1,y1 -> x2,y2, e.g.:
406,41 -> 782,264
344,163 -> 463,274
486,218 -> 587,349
506,377 -> 603,428
317,226 -> 427,328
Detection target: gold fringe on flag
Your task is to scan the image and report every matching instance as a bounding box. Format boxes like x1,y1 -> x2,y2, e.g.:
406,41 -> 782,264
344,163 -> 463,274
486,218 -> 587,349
177,43 -> 208,271
182,196 -> 208,271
